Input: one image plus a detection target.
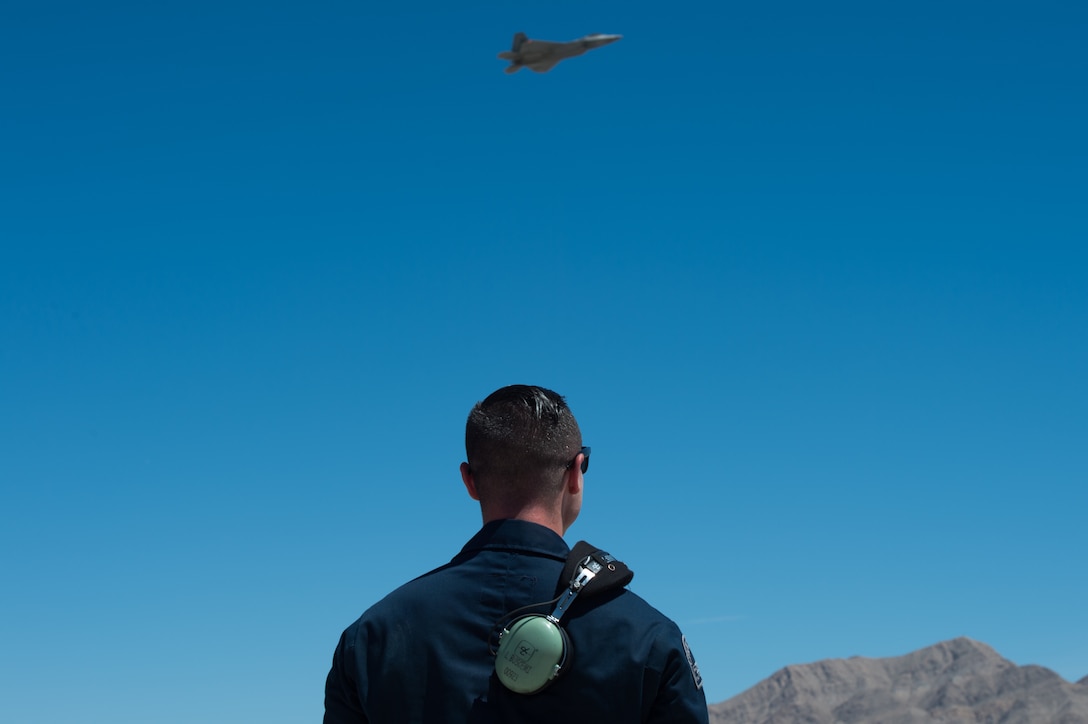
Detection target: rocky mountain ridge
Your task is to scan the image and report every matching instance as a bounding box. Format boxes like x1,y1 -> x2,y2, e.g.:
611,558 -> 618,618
709,637 -> 1088,723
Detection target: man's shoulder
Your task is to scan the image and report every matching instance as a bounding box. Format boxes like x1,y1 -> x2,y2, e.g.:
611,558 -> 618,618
352,559 -> 463,622
602,587 -> 683,628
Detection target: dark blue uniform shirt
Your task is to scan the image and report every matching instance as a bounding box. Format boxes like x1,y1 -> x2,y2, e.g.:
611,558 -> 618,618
324,519 -> 709,723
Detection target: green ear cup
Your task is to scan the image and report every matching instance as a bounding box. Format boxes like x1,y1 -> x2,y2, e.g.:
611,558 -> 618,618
495,615 -> 569,694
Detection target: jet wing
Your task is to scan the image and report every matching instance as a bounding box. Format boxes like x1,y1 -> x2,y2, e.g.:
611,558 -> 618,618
517,39 -> 564,62
527,57 -> 562,73
521,39 -> 563,52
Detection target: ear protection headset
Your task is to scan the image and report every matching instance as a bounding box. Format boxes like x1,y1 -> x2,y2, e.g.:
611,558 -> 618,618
492,541 -> 633,695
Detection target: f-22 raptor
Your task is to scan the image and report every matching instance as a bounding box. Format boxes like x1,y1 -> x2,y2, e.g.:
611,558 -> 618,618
498,32 -> 622,74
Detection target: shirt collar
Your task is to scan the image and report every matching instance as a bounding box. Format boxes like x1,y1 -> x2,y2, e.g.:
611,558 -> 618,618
457,519 -> 570,561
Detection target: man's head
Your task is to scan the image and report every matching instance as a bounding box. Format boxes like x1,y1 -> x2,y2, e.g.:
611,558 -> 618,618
461,385 -> 586,532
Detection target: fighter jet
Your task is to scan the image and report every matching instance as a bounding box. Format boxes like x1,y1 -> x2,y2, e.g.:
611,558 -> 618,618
498,32 -> 622,74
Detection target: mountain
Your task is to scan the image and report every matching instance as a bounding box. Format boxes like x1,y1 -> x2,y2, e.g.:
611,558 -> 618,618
709,637 -> 1088,724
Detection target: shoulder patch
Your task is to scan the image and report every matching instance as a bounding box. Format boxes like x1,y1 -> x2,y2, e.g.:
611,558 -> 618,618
681,635 -> 703,690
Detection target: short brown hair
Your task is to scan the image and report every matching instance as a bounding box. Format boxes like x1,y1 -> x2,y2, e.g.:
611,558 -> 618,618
465,385 -> 582,507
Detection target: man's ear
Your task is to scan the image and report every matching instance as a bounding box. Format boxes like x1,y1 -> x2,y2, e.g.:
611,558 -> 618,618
566,456 -> 584,495
460,462 -> 480,501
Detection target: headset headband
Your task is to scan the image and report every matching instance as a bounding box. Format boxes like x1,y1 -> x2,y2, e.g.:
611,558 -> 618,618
549,541 -> 634,621
558,541 -> 634,595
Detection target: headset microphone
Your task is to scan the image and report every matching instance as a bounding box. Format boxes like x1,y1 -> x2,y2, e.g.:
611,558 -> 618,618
493,542 -> 633,694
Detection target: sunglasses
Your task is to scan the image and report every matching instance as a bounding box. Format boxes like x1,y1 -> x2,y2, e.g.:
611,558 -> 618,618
566,446 -> 591,474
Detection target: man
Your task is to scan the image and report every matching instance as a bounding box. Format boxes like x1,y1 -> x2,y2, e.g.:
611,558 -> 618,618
324,385 -> 709,723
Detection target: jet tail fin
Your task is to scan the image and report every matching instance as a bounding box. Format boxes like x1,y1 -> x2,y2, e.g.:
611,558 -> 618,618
511,32 -> 528,52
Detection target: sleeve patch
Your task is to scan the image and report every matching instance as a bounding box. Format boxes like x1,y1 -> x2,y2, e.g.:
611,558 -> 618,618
681,635 -> 703,690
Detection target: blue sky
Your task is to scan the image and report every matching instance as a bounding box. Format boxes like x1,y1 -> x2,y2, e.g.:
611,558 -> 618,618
2,1 -> 1086,720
